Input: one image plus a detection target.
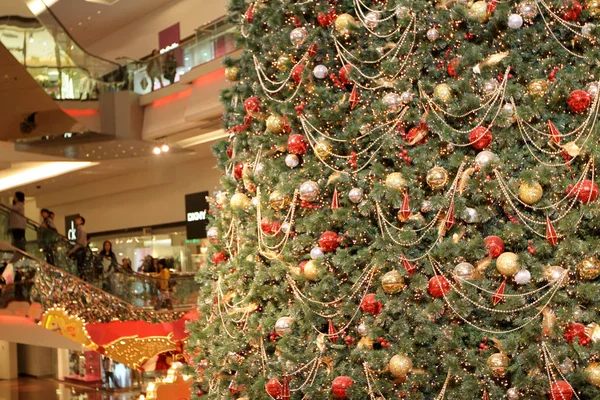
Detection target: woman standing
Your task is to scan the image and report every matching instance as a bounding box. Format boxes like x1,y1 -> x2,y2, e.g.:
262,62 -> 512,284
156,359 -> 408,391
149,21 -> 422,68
96,241 -> 117,292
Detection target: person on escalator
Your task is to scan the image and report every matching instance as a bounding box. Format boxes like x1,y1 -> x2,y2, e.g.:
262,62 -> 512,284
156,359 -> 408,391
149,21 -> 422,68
39,208 -> 58,265
96,241 -> 117,293
66,216 -> 89,280
152,258 -> 173,310
7,192 -> 26,251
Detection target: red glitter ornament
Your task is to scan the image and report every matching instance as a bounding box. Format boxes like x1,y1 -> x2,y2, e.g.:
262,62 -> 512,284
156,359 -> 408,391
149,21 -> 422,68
567,90 -> 591,114
265,378 -> 282,398
563,0 -> 582,21
339,64 -> 352,85
244,96 -> 261,114
428,275 -> 450,298
317,12 -> 332,27
484,236 -> 504,258
212,252 -> 228,265
469,127 -> 493,150
332,376 -> 353,399
550,380 -> 573,400
291,64 -> 305,84
361,293 -> 383,316
287,134 -> 308,155
234,162 -> 244,179
564,322 -> 590,346
568,179 -> 599,203
318,231 -> 341,252
447,57 -> 460,78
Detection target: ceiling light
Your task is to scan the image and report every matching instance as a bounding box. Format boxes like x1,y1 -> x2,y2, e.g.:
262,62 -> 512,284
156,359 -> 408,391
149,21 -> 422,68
26,0 -> 59,16
153,146 -> 161,155
0,162 -> 95,192
161,144 -> 170,153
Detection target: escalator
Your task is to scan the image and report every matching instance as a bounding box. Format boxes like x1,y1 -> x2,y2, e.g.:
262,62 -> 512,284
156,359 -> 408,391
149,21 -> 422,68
0,204 -> 198,369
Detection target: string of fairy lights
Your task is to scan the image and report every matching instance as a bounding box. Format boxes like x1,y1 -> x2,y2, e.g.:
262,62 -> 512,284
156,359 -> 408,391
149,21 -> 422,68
201,0 -> 600,397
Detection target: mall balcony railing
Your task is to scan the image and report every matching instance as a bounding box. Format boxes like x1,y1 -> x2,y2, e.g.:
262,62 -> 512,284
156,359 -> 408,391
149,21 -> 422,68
0,203 -> 198,311
0,1 -> 237,101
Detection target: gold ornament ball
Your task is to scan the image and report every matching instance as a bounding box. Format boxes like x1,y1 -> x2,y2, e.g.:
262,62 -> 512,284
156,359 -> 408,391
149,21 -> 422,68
586,363 -> 600,387
385,172 -> 407,191
389,354 -> 413,378
577,257 -> 600,280
275,55 -> 294,71
313,139 -> 333,159
266,114 -> 285,134
496,252 -> 520,277
426,166 -> 449,189
487,352 -> 510,378
303,260 -> 320,281
381,270 -> 405,294
335,13 -> 356,35
269,190 -> 290,210
469,1 -> 489,22
587,0 -> 600,16
528,79 -> 550,97
433,83 -> 452,102
518,182 -> 543,205
230,193 -> 251,210
274,317 -> 294,335
225,66 -> 239,81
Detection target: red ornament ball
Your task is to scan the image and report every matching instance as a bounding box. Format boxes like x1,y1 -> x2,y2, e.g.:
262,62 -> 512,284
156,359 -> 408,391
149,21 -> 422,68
261,219 -> 275,234
212,251 -> 228,266
318,231 -> 341,252
234,162 -> 244,179
317,12 -> 332,27
226,146 -> 233,158
469,127 -> 492,150
298,260 -> 308,274
550,380 -> 573,400
361,293 -> 383,316
563,0 -> 582,21
265,378 -> 282,398
287,134 -> 308,155
572,179 -> 599,203
244,96 -> 261,114
484,236 -> 505,258
339,65 -> 353,85
291,64 -> 305,84
564,322 -> 591,346
568,90 -> 591,114
332,376 -> 354,399
405,125 -> 429,145
428,275 -> 450,298
447,57 -> 460,78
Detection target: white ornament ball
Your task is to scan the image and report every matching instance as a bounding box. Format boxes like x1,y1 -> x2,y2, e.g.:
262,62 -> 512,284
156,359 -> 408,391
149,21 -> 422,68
275,317 -> 294,335
348,188 -> 364,203
207,227 -> 220,244
475,150 -> 500,169
426,28 -> 439,42
299,181 -> 320,201
255,162 -> 265,175
582,23 -> 595,38
357,323 -> 368,336
483,78 -> 499,95
310,247 -> 325,260
400,91 -> 413,104
382,92 -> 403,112
280,222 -> 291,234
285,154 -> 300,168
503,102 -> 515,116
462,207 -> 479,224
506,388 -> 520,400
508,13 -> 524,29
290,27 -> 308,46
586,82 -> 599,97
514,269 -> 531,285
518,1 -> 538,19
313,64 -> 328,79
364,12 -> 379,28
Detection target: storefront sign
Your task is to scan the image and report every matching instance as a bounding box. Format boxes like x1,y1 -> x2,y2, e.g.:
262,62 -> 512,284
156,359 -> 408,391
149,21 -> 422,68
185,191 -> 209,240
65,214 -> 80,241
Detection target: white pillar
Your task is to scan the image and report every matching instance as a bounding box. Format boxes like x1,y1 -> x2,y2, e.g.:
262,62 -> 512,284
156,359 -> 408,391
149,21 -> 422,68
0,341 -> 18,380
56,348 -> 70,381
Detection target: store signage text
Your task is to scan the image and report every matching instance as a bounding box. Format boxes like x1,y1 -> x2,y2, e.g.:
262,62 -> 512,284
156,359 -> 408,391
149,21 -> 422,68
187,211 -> 207,222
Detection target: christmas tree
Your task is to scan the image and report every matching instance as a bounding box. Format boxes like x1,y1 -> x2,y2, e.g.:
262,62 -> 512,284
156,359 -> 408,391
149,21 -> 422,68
187,0 -> 600,398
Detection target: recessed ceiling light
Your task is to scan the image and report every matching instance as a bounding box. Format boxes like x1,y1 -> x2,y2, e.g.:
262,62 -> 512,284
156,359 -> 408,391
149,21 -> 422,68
153,146 -> 161,155
97,10 -> 102,14
87,16 -> 91,20
78,22 -> 82,26
161,144 -> 170,152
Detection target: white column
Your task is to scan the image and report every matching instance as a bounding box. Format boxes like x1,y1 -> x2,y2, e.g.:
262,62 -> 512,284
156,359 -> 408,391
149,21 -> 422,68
0,341 -> 18,380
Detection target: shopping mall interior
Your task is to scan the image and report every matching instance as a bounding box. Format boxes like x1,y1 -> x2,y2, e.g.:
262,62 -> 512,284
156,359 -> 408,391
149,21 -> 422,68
0,0 -> 228,398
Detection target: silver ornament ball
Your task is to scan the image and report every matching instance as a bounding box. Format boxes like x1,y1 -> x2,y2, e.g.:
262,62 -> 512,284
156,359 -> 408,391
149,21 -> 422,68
475,150 -> 500,169
462,207 -> 479,224
421,200 -> 433,213
514,269 -> 531,285
254,162 -> 264,175
586,82 -> 599,97
454,262 -> 475,279
364,12 -> 380,28
483,78 -> 499,95
508,13 -> 524,29
382,92 -> 403,112
299,180 -> 320,201
426,28 -> 439,42
290,27 -> 308,46
348,187 -> 364,203
400,91 -> 413,104
357,323 -> 368,336
395,5 -> 410,18
285,154 -> 300,168
582,23 -> 595,38
506,388 -> 520,399
207,227 -> 220,244
313,64 -> 329,79
275,317 -> 294,335
518,1 -> 538,19
310,247 -> 325,260
280,222 -> 291,234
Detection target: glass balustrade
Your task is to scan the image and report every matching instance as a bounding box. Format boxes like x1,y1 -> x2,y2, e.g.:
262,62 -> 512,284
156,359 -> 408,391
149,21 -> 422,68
0,204 -> 198,311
